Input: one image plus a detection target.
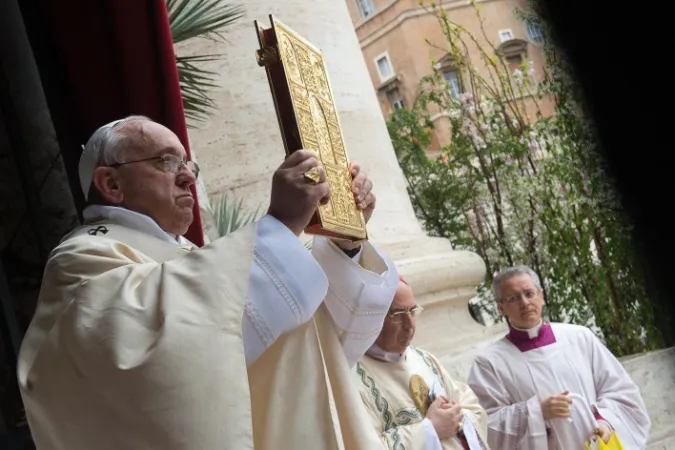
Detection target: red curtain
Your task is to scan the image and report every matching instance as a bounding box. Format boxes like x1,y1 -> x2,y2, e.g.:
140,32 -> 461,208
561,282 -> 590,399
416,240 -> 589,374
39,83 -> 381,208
19,0 -> 205,246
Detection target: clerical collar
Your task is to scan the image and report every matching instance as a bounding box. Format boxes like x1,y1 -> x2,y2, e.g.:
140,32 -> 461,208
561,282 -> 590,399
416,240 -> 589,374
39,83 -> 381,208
365,343 -> 408,362
83,205 -> 189,247
506,320 -> 557,352
513,320 -> 543,339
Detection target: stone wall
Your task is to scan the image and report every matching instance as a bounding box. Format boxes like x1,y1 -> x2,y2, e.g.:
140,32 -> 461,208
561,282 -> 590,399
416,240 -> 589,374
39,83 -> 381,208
621,348 -> 675,449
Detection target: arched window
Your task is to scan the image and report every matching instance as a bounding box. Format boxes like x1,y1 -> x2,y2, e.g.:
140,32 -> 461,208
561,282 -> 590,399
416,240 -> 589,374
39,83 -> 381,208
496,38 -> 529,72
433,54 -> 464,99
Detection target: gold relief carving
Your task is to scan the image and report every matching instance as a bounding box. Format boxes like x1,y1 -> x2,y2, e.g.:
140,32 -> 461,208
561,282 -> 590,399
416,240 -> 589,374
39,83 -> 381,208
291,85 -> 309,108
296,108 -> 316,145
280,35 -> 302,84
328,125 -> 348,167
309,96 -> 337,165
255,16 -> 367,240
310,54 -> 331,102
320,166 -> 344,221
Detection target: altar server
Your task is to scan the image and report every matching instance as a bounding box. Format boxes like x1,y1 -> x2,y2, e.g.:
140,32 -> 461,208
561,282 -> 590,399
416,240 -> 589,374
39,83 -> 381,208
467,265 -> 650,449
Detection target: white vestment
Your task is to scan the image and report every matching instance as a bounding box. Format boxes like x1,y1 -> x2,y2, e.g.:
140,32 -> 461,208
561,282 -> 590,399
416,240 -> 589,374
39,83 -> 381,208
17,206 -> 399,449
355,345 -> 489,450
467,322 -> 651,450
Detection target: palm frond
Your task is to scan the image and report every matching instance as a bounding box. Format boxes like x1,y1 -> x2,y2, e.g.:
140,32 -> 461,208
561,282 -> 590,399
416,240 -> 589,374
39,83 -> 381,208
176,54 -> 220,124
212,194 -> 264,237
167,0 -> 244,44
167,0 -> 244,124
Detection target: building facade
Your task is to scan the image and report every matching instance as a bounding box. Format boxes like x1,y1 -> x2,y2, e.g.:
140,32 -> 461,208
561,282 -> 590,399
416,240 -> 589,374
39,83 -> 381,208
347,0 -> 555,150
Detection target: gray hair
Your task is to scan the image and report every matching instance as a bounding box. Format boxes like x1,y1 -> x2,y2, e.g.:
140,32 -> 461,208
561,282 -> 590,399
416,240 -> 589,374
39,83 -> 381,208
79,115 -> 152,199
491,264 -> 542,302
86,115 -> 152,167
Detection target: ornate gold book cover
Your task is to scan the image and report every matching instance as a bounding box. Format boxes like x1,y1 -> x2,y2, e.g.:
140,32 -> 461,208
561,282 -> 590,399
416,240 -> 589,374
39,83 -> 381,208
254,15 -> 368,241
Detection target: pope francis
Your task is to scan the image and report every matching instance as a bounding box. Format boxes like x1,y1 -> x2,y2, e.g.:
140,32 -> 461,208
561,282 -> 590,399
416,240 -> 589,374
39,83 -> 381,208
17,115 -> 399,449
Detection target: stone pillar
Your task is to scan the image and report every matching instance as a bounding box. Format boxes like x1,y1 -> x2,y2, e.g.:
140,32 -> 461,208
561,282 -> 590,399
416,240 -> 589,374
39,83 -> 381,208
179,0 -> 502,374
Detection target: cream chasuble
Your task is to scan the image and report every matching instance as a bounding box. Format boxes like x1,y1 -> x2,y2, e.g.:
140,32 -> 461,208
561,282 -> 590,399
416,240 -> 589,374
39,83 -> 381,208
17,220 -> 256,450
18,205 -> 399,449
249,235 -> 400,450
467,323 -> 651,450
354,346 -> 489,450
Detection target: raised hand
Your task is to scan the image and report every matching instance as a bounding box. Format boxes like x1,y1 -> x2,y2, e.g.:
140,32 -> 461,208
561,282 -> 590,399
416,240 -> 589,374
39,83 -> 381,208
268,150 -> 329,236
330,162 -> 376,251
349,162 -> 375,224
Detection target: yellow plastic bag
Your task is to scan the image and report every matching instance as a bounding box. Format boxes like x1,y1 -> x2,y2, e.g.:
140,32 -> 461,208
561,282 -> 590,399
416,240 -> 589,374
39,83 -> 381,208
585,430 -> 624,450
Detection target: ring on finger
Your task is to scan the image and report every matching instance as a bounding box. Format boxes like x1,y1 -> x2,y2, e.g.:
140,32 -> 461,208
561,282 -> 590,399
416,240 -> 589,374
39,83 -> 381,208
303,166 -> 321,184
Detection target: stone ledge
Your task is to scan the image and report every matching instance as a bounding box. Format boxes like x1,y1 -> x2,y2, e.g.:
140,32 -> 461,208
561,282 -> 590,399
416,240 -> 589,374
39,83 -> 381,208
377,234 -> 486,302
620,347 -> 675,448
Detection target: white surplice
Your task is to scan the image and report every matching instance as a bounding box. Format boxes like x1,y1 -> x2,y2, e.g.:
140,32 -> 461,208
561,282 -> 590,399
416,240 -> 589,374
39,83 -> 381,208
17,205 -> 399,450
467,322 -> 651,450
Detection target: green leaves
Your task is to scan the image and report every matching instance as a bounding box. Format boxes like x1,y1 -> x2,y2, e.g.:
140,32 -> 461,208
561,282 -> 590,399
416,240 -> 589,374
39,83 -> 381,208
167,0 -> 244,125
210,194 -> 314,253
167,0 -> 243,44
212,194 -> 263,237
175,54 -> 221,123
387,0 -> 662,355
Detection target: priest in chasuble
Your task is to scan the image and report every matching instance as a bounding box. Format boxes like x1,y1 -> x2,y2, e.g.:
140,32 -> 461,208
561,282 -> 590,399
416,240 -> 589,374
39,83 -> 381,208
17,115 -> 400,450
355,276 -> 489,450
467,265 -> 651,450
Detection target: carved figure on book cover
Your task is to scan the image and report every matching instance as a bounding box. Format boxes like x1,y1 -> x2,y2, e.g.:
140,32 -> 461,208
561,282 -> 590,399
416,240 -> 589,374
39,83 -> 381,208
255,16 -> 367,240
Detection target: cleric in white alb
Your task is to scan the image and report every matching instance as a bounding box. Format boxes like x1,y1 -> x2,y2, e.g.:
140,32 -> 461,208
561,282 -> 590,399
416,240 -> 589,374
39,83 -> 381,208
467,265 -> 650,450
355,276 -> 489,450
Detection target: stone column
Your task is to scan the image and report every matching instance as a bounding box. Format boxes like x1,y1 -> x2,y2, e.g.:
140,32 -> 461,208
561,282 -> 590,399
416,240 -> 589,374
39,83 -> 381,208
179,0 -> 502,377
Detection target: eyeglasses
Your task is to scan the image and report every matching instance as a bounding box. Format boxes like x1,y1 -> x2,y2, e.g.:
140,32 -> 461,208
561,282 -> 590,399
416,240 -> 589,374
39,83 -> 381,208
501,288 -> 540,305
387,305 -> 423,323
109,154 -> 199,178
